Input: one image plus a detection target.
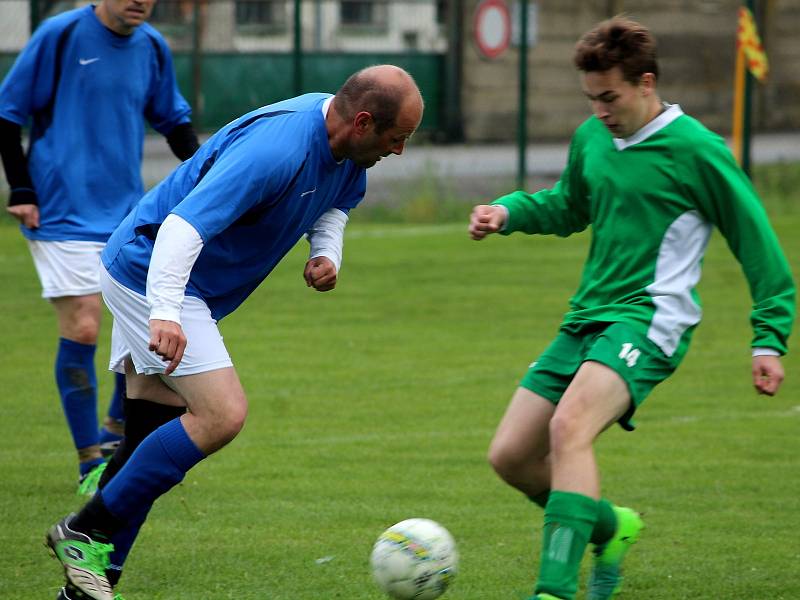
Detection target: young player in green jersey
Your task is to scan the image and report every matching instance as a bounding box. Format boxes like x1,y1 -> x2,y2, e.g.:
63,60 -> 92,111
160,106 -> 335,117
468,16 -> 795,600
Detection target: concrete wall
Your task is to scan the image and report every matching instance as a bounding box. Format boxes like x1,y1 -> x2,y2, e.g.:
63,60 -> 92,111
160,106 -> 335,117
461,0 -> 800,141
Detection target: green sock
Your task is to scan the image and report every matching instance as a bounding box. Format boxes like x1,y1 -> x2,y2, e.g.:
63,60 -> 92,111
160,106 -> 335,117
590,497 -> 617,546
528,492 -> 616,547
534,490 -> 598,600
528,491 -> 550,508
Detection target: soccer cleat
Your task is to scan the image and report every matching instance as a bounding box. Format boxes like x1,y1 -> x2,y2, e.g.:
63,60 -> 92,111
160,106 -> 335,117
56,586 -> 74,600
587,506 -> 644,600
56,585 -> 126,600
77,462 -> 108,497
46,515 -> 115,600
99,439 -> 122,459
528,594 -> 563,600
99,422 -> 124,459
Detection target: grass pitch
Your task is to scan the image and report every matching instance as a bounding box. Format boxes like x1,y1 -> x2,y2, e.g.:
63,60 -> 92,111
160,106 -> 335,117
0,196 -> 797,599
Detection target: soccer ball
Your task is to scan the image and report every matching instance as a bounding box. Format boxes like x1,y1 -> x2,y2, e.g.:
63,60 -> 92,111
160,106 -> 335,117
370,518 -> 458,600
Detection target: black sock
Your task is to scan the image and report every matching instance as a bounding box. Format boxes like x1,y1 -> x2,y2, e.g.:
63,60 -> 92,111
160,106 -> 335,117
106,566 -> 123,587
71,494 -> 125,542
99,397 -> 186,489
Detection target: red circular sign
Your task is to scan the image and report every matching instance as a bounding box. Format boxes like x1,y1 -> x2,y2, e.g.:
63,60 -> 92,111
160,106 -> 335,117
474,0 -> 511,59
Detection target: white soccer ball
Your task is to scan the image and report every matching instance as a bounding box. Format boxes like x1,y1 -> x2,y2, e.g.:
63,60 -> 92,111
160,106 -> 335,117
370,518 -> 458,600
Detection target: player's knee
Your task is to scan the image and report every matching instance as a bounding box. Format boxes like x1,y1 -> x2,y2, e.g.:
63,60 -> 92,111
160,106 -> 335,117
66,320 -> 100,344
215,397 -> 248,444
487,443 -> 506,478
548,410 -> 590,454
487,439 -> 522,482
60,306 -> 101,342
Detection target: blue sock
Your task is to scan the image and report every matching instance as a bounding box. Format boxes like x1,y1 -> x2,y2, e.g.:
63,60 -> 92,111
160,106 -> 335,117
99,372 -> 126,446
108,372 -> 126,422
55,338 -> 99,473
100,418 -> 205,522
109,511 -> 147,574
80,457 -> 105,476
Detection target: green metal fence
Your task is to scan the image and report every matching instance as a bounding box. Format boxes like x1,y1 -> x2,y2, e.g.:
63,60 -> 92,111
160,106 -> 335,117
0,0 -> 453,135
171,51 -> 444,131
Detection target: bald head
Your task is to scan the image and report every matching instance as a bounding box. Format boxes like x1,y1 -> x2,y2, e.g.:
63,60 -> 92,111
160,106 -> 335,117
333,65 -> 424,134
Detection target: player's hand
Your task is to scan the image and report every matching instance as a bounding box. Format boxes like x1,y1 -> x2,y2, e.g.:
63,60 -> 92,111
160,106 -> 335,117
469,204 -> 506,240
752,354 -> 784,396
6,204 -> 40,229
304,256 -> 337,292
149,319 -> 187,375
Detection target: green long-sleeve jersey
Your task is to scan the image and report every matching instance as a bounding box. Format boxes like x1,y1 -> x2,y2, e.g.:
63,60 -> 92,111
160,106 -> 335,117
493,105 -> 795,356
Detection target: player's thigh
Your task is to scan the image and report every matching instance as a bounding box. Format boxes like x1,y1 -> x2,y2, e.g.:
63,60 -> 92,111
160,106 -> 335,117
490,386 -> 554,464
124,357 -> 185,407
554,361 -> 631,444
165,367 -> 247,423
52,293 -> 103,340
584,321 -> 683,431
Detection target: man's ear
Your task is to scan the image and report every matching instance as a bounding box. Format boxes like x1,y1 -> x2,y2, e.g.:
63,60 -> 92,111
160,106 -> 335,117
353,111 -> 373,134
640,72 -> 656,96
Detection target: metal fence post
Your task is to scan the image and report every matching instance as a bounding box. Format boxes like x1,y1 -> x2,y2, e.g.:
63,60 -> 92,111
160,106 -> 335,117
517,0 -> 529,189
30,0 -> 40,33
293,0 -> 303,95
444,0 -> 464,142
191,0 -> 203,128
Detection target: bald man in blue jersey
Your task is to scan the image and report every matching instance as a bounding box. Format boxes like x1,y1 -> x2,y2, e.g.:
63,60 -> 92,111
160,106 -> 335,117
45,64 -> 424,600
0,0 -> 199,496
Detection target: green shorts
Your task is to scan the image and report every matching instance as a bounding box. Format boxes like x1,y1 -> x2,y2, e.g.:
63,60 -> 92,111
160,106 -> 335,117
520,321 -> 690,430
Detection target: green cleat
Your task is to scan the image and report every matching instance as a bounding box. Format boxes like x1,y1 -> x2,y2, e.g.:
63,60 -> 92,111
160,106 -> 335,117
56,585 -> 125,600
47,514 -> 115,600
99,438 -> 122,460
527,594 -> 564,600
587,506 -> 644,599
77,462 -> 108,497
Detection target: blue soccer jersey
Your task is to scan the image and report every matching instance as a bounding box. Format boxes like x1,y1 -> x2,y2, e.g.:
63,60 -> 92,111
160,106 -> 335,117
0,6 -> 192,242
102,94 -> 367,321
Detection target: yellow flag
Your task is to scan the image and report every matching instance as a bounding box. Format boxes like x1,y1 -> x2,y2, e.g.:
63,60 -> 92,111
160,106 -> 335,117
737,7 -> 768,81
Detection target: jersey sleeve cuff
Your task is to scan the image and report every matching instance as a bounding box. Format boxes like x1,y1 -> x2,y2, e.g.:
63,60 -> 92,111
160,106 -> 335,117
8,188 -> 38,206
149,306 -> 182,325
752,347 -> 780,357
488,201 -> 512,234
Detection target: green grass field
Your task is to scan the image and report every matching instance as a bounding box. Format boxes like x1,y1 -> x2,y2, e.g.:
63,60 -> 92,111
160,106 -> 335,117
0,180 -> 798,599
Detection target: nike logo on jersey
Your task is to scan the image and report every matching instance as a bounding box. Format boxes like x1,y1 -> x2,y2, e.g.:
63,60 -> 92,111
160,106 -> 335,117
300,188 -> 317,197
79,57 -> 100,65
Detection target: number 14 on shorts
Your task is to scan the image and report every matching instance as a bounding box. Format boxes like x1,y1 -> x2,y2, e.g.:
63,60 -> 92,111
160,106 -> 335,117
619,342 -> 641,367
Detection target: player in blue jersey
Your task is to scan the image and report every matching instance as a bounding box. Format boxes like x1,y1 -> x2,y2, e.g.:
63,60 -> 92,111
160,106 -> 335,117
45,64 -> 424,600
0,0 -> 199,498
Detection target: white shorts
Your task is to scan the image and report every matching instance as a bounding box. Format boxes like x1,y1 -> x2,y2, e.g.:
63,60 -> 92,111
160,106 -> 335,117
27,239 -> 105,298
100,267 -> 233,377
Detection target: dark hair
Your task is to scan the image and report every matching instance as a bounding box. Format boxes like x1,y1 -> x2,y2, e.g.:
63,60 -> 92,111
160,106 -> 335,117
573,16 -> 659,83
333,68 -> 402,134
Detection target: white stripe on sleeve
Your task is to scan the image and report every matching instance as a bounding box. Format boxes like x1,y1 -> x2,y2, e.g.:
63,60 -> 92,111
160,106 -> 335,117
147,213 -> 204,324
307,208 -> 348,271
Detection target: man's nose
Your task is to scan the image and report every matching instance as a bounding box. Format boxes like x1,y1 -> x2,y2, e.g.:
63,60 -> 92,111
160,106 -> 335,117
592,100 -> 610,120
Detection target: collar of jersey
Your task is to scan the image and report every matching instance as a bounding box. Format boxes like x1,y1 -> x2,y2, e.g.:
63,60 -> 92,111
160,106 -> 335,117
320,96 -> 344,166
87,4 -> 140,47
612,103 -> 684,151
